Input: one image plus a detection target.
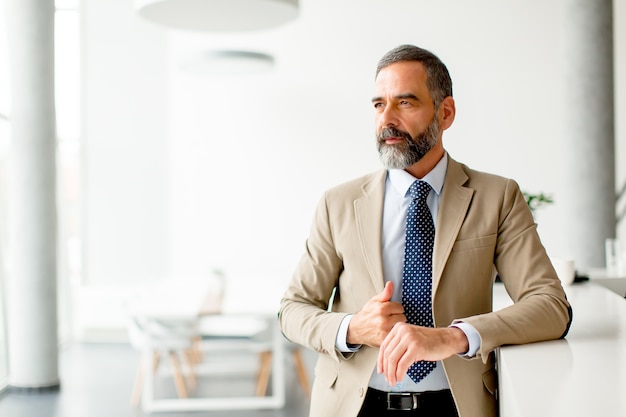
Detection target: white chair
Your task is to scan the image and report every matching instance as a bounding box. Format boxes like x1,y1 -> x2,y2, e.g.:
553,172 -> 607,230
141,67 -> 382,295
196,315 -> 310,398
128,315 -> 198,406
196,273 -> 311,398
194,314 -> 273,396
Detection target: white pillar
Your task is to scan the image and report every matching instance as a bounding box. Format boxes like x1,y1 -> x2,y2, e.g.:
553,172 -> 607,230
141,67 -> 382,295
562,0 -> 615,269
5,0 -> 59,389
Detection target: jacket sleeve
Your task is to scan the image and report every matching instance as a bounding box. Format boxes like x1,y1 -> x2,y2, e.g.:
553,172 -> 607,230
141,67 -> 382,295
454,179 -> 572,363
278,192 -> 350,363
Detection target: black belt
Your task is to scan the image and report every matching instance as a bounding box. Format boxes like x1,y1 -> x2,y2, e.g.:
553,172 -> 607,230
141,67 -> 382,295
366,387 -> 455,412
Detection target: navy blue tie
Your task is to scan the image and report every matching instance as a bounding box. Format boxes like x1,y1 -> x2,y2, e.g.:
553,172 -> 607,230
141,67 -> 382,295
402,180 -> 436,383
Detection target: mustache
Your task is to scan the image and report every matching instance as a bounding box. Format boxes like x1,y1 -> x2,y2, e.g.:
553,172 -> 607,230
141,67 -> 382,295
377,127 -> 413,143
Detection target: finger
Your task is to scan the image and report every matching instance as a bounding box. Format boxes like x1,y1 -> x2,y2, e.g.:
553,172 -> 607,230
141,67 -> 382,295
377,326 -> 394,375
384,342 -> 397,385
373,281 -> 394,302
377,341 -> 385,375
395,355 -> 413,384
394,334 -> 427,383
376,326 -> 389,374
383,302 -> 405,316
382,331 -> 403,385
385,342 -> 406,386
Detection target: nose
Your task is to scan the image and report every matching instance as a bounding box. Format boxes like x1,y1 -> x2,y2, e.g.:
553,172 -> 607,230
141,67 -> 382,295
378,105 -> 398,129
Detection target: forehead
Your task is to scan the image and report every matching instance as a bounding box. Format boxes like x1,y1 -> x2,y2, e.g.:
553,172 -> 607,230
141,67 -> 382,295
374,61 -> 429,96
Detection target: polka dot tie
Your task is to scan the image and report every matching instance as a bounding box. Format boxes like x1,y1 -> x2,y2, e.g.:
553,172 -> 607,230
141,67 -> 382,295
402,180 -> 436,383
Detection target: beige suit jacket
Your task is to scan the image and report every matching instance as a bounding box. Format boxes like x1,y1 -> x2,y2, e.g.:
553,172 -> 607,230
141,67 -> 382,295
279,155 -> 572,417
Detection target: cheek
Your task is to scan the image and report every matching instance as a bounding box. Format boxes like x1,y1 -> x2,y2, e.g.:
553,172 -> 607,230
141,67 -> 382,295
404,124 -> 421,138
405,117 -> 428,136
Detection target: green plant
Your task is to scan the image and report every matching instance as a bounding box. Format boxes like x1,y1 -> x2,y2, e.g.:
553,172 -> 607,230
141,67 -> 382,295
523,191 -> 554,213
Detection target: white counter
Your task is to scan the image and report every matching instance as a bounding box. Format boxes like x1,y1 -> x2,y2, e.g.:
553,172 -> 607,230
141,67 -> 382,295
586,268 -> 626,298
495,282 -> 626,417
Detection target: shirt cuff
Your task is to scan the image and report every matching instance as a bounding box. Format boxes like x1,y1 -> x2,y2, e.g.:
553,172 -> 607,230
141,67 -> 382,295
335,314 -> 362,353
450,321 -> 481,357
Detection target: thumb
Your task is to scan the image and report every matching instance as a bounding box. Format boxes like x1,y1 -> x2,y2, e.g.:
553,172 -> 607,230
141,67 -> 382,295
376,281 -> 394,302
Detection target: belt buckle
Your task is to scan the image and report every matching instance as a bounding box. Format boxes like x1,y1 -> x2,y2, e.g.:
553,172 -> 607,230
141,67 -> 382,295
386,392 -> 418,411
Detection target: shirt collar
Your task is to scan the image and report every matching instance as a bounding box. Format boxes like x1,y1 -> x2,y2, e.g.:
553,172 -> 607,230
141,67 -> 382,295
388,152 -> 448,198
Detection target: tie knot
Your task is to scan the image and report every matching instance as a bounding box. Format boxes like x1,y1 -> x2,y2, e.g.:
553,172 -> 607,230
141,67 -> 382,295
408,180 -> 431,202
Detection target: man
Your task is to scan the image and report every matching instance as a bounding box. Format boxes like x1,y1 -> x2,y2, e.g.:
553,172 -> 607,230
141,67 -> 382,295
279,44 -> 571,417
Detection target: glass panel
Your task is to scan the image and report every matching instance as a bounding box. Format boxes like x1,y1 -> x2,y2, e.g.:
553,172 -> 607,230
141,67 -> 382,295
0,0 -> 9,118
55,8 -> 81,345
0,0 -> 10,390
0,119 -> 9,389
55,0 -> 79,11
55,9 -> 80,141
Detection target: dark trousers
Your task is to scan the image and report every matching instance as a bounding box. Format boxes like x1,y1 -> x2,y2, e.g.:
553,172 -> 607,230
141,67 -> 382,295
357,388 -> 459,417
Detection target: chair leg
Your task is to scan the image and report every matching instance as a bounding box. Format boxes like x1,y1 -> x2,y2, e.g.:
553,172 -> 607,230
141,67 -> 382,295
255,351 -> 273,397
131,351 -> 159,406
292,348 -> 311,397
169,351 -> 188,398
152,351 -> 161,372
130,359 -> 144,406
182,349 -> 197,390
190,336 -> 203,364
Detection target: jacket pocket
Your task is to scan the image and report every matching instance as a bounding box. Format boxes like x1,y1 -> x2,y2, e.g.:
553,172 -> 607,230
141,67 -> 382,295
314,358 -> 338,388
482,367 -> 498,397
452,234 -> 497,252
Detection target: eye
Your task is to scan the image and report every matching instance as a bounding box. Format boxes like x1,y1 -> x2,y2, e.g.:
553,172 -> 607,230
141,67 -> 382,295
373,102 -> 384,109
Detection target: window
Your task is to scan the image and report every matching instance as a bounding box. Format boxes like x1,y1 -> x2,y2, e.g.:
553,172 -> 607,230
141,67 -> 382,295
0,117 -> 9,388
0,0 -> 11,390
55,2 -> 81,347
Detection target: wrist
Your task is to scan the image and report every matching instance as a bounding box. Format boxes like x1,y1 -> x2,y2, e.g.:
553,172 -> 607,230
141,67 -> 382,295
448,326 -> 469,354
346,318 -> 360,345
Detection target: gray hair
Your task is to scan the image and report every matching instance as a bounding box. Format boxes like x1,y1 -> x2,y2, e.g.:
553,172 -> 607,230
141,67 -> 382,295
376,45 -> 453,108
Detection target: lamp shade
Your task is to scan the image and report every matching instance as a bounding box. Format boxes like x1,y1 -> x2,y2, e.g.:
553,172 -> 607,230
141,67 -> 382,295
180,50 -> 275,75
135,0 -> 299,32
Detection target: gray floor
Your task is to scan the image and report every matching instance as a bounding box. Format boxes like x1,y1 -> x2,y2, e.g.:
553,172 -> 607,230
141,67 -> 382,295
0,343 -> 313,417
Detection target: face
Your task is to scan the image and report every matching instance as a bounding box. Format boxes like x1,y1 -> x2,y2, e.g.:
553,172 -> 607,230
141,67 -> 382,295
376,111 -> 440,169
372,61 -> 442,169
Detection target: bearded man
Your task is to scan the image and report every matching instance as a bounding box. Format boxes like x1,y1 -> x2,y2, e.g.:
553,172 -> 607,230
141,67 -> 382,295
279,44 -> 572,417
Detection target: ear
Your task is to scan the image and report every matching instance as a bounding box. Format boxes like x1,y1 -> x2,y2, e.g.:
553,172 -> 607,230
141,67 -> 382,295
438,96 -> 456,131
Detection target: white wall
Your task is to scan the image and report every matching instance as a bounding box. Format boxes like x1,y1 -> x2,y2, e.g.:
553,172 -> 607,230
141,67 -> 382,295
165,0 -> 625,283
83,0 -> 170,286
81,0 -> 625,325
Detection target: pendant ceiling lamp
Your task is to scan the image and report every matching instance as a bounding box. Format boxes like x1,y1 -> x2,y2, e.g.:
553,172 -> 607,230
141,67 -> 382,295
134,0 -> 299,32
180,50 -> 275,75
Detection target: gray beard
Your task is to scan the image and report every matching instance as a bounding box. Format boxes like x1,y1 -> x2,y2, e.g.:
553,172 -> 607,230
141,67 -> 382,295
377,118 -> 440,169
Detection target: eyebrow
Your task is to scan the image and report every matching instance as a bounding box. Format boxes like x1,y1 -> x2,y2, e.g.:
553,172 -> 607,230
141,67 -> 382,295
371,93 -> 421,103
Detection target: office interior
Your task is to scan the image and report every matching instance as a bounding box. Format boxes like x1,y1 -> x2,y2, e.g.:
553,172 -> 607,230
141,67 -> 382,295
0,0 -> 625,416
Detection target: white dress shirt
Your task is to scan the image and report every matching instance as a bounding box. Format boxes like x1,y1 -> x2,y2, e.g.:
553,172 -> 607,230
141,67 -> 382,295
335,154 -> 480,392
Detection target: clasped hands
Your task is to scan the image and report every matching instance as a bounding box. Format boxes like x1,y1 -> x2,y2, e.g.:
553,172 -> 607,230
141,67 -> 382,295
346,281 -> 468,386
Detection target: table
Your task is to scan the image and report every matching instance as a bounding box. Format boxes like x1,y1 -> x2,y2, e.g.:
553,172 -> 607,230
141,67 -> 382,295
495,282 -> 626,417
584,267 -> 626,298
128,278 -> 286,412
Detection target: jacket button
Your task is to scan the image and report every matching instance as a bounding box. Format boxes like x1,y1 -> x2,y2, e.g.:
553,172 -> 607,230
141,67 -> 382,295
359,387 -> 365,397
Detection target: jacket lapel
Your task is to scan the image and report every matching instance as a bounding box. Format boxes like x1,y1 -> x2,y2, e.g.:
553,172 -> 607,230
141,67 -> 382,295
354,170 -> 387,294
352,160 -> 473,296
433,157 -> 474,294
